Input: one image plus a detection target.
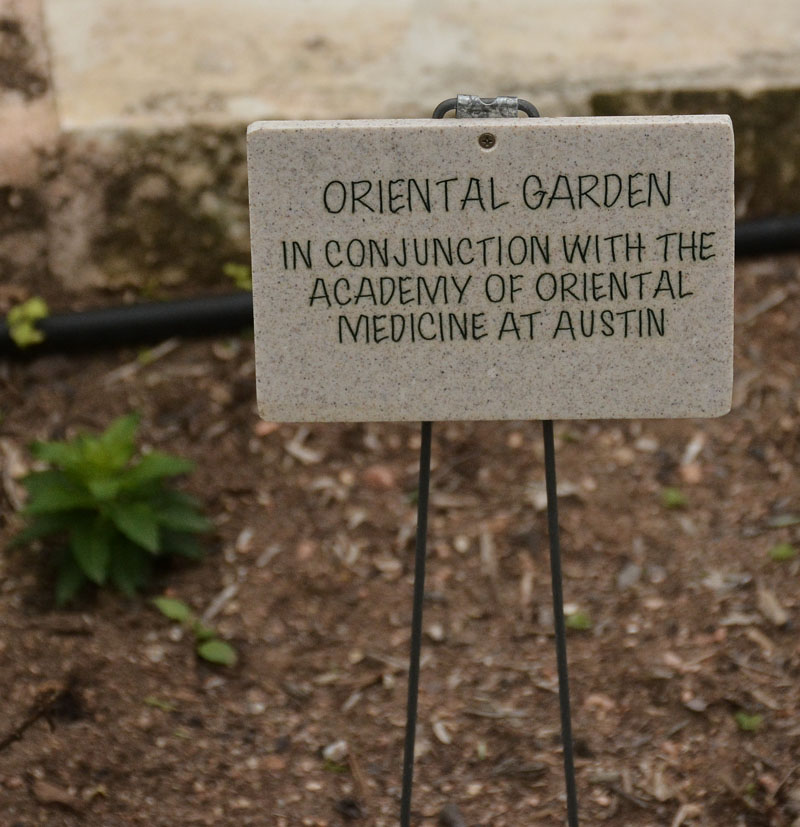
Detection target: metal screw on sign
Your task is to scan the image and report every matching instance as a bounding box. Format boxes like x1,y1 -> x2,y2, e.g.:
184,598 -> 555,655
399,95 -> 579,827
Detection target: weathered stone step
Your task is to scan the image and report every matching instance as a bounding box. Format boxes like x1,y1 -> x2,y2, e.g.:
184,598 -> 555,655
3,0 -> 800,294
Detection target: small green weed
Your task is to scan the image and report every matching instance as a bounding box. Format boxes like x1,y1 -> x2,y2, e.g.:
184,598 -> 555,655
152,596 -> 237,666
661,487 -> 688,509
565,610 -> 592,631
768,542 -> 797,562
143,695 -> 176,712
558,430 -> 581,444
7,297 -> 49,348
734,711 -> 763,733
223,262 -> 252,291
11,414 -> 211,605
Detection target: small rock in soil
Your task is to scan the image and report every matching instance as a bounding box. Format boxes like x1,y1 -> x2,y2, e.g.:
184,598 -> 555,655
426,622 -> 446,642
144,643 -> 166,664
362,464 -> 396,490
617,562 -> 642,590
439,802 -> 467,827
322,739 -> 348,763
757,586 -> 789,626
432,720 -> 452,745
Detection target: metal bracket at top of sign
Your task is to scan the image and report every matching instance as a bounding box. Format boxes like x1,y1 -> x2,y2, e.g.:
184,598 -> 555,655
431,93 -> 540,119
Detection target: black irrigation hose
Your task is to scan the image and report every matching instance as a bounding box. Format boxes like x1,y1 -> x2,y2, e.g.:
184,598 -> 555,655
735,214 -> 800,257
1,215 -> 799,357
1,292 -> 253,356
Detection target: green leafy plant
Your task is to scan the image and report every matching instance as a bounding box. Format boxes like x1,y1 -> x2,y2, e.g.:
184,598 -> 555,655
734,711 -> 763,733
152,596 -> 237,666
661,487 -> 688,509
7,296 -> 49,348
12,414 -> 211,605
223,262 -> 252,291
768,542 -> 797,562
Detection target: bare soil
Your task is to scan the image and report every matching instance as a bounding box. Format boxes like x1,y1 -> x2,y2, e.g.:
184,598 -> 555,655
0,254 -> 799,826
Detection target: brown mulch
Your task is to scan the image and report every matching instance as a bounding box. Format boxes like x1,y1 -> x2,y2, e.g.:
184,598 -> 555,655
0,253 -> 798,826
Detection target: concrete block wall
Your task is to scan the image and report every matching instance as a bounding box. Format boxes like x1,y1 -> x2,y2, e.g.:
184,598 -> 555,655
2,0 -> 800,295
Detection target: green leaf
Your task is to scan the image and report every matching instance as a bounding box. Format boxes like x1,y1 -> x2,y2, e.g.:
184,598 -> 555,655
30,439 -> 82,470
87,477 -> 121,500
160,531 -> 205,560
22,471 -> 94,513
8,296 -> 48,323
109,544 -> 152,596
734,711 -> 763,733
10,321 -> 45,347
153,596 -> 194,623
661,487 -> 688,509
74,414 -> 139,473
9,512 -> 71,547
769,543 -> 797,562
7,297 -> 49,348
120,452 -> 195,489
196,639 -> 237,666
565,610 -> 592,631
69,517 -> 112,584
99,413 -> 140,463
55,554 -> 87,606
160,488 -> 204,510
161,535 -> 204,560
109,501 -> 160,553
155,502 -> 212,533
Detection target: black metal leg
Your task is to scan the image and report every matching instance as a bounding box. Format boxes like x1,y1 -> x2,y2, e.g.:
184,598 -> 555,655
400,420 -> 433,827
542,419 -> 580,827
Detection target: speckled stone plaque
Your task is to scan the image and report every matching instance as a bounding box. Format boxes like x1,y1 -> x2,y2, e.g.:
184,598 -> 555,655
248,116 -> 733,422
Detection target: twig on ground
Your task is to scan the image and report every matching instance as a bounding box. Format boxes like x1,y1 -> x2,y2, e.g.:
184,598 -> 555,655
465,704 -> 528,720
0,681 -> 73,752
670,803 -> 702,827
348,750 -> 370,806
609,784 -> 656,810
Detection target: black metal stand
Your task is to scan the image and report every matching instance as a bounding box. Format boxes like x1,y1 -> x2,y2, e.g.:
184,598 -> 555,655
400,421 -> 432,827
399,420 -> 580,826
398,96 -> 579,826
543,420 -> 580,826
